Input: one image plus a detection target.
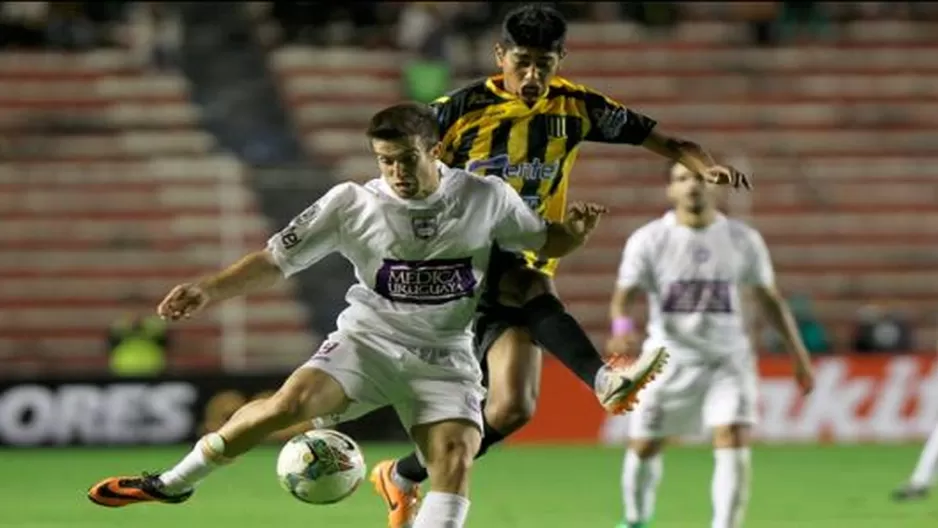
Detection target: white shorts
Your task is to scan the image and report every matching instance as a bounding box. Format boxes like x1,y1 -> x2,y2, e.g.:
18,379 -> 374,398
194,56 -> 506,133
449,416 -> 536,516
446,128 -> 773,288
628,350 -> 759,440
305,331 -> 486,435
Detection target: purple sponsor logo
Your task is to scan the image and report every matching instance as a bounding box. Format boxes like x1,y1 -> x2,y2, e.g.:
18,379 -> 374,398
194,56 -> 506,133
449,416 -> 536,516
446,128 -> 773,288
661,279 -> 733,313
374,258 -> 477,305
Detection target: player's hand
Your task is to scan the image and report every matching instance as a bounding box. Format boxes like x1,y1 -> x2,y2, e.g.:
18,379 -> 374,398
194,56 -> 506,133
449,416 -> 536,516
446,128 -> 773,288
702,165 -> 751,190
157,283 -> 212,321
565,201 -> 608,238
793,360 -> 815,395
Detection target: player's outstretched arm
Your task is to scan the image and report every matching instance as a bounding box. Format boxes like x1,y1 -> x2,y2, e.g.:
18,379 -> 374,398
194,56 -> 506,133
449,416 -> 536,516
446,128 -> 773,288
157,251 -> 282,321
200,250 -> 283,303
157,183 -> 353,322
641,129 -> 750,189
540,202 -> 608,258
490,175 -> 606,257
581,87 -> 750,189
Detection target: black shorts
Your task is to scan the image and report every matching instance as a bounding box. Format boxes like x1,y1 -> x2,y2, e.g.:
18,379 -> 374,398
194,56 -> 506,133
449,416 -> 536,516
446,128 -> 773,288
475,245 -> 528,386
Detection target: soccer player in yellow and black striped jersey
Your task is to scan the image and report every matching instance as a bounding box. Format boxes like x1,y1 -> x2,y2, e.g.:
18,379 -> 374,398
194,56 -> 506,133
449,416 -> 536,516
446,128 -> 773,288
372,6 -> 750,526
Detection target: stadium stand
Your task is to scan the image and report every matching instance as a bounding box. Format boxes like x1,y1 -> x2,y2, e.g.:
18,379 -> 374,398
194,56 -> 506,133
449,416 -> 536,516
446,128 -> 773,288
0,50 -> 316,374
271,17 -> 938,352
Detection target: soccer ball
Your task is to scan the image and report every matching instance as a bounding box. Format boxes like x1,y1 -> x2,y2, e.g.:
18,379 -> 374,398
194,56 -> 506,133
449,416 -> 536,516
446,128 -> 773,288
276,429 -> 366,504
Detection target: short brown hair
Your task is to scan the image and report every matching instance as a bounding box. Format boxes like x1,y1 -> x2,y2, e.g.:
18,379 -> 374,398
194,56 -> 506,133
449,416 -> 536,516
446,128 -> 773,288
366,102 -> 439,147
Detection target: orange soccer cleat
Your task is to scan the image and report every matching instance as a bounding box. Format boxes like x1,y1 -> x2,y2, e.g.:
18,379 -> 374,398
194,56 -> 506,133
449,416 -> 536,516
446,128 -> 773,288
370,460 -> 421,528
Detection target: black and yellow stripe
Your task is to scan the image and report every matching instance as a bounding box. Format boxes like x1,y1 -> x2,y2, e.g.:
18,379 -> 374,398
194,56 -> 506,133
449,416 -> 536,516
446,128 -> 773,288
431,75 -> 656,276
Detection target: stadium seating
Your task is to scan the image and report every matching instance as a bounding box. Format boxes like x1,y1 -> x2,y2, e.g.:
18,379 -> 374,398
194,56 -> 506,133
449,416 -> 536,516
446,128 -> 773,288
271,18 -> 938,352
0,51 -> 316,374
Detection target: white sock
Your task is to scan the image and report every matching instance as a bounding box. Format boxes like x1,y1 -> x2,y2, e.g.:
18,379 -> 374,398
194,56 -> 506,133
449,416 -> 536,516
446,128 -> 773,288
711,447 -> 751,528
621,450 -> 663,524
159,433 -> 228,494
910,423 -> 938,487
413,491 -> 470,528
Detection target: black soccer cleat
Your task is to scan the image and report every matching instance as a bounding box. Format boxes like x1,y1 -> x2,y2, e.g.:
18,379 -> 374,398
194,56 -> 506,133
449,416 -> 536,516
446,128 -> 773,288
891,484 -> 929,502
87,473 -> 194,508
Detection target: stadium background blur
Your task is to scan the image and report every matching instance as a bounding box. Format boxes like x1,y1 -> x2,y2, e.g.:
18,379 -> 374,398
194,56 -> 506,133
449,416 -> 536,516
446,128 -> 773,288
2,2 -> 938,527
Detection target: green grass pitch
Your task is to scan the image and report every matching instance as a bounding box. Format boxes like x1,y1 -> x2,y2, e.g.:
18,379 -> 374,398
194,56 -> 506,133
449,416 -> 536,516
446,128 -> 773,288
2,444 -> 937,527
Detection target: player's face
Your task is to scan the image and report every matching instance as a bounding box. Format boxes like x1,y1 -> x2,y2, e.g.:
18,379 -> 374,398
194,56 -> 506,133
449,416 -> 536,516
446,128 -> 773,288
372,136 -> 442,200
495,44 -> 563,102
667,166 -> 714,213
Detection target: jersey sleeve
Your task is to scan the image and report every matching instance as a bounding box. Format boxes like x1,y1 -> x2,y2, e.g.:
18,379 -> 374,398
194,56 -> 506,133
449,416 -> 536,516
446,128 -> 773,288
488,176 -> 548,252
742,229 -> 775,287
616,230 -> 653,290
429,95 -> 456,134
265,183 -> 353,278
583,88 -> 658,145
429,94 -> 462,153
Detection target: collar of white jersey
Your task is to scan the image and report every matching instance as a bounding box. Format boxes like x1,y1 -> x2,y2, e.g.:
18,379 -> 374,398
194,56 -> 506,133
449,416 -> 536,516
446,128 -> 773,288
376,161 -> 452,208
663,210 -> 726,229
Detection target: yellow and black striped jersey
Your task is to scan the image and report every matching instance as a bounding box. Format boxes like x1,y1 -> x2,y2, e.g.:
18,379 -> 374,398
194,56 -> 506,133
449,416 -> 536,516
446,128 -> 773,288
430,74 -> 657,276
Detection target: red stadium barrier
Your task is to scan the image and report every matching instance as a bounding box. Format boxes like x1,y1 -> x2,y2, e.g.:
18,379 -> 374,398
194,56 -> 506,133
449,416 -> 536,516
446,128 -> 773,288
511,354 -> 938,445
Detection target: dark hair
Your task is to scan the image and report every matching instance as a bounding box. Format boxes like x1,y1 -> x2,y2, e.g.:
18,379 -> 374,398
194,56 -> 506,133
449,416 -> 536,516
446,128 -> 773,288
366,102 -> 439,147
501,4 -> 567,53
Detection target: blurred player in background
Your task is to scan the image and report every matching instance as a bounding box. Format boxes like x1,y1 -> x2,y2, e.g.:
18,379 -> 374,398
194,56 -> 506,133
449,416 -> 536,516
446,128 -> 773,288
374,6 -> 749,525
86,103 -> 618,528
893,420 -> 938,501
608,163 -> 814,528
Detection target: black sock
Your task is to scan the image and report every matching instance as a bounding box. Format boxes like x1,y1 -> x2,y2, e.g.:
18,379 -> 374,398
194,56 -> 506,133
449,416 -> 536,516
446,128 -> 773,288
394,450 -> 429,483
393,414 -> 509,484
522,293 -> 606,388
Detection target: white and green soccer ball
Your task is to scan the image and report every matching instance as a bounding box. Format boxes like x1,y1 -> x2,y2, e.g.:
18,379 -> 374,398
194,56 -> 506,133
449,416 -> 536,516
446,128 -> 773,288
276,429 -> 366,504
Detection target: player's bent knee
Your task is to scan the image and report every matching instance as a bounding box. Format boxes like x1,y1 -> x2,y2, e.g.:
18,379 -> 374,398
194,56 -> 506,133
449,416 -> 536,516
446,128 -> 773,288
712,423 -> 751,449
484,359 -> 540,432
485,393 -> 536,433
484,328 -> 541,433
629,438 -> 666,458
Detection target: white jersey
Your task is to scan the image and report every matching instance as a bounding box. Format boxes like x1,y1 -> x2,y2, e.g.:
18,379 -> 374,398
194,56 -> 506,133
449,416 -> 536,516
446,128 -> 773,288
266,162 -> 547,368
615,211 -> 774,363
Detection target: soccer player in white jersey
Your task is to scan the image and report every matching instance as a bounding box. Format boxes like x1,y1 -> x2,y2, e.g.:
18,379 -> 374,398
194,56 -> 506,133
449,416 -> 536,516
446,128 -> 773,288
893,422 -> 938,501
85,103 -> 664,528
607,163 -> 815,528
